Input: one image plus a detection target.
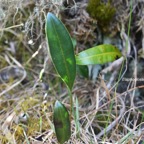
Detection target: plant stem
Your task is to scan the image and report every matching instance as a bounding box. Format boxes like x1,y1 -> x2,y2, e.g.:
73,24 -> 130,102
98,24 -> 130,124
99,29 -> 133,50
68,88 -> 80,136
68,88 -> 73,118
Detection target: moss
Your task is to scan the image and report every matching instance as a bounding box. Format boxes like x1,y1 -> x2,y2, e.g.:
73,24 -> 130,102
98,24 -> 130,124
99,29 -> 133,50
21,97 -> 39,112
13,115 -> 50,143
0,134 -> 8,144
87,0 -> 116,28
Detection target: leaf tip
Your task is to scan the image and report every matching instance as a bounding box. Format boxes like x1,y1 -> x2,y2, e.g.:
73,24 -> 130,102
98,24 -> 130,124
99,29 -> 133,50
55,100 -> 60,107
47,12 -> 53,17
47,12 -> 55,22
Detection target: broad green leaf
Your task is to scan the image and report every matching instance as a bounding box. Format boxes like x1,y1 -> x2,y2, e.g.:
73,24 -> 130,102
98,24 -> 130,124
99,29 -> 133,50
76,65 -> 89,78
53,100 -> 71,144
76,44 -> 122,65
45,12 -> 76,90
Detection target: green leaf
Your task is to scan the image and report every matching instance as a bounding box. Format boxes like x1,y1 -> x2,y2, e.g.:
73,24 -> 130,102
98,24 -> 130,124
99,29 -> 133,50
76,65 -> 89,78
45,12 -> 76,90
71,37 -> 77,49
76,44 -> 122,65
53,100 -> 71,144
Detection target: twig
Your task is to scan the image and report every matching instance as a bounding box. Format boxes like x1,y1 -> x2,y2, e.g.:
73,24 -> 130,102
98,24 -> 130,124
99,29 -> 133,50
96,96 -> 125,139
1,112 -> 17,144
0,23 -> 24,31
131,44 -> 138,108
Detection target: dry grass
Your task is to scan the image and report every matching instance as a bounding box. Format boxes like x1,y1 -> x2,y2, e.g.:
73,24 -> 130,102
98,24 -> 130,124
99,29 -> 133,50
0,0 -> 144,143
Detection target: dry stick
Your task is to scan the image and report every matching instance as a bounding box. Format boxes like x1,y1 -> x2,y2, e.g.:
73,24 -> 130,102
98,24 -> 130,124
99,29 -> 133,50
0,23 -> 23,31
119,85 -> 144,97
97,85 -> 144,114
80,85 -> 144,138
117,122 -> 144,144
96,96 -> 125,139
131,44 -> 138,108
101,57 -> 124,136
106,57 -> 128,93
1,112 -> 17,144
84,113 -> 98,144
